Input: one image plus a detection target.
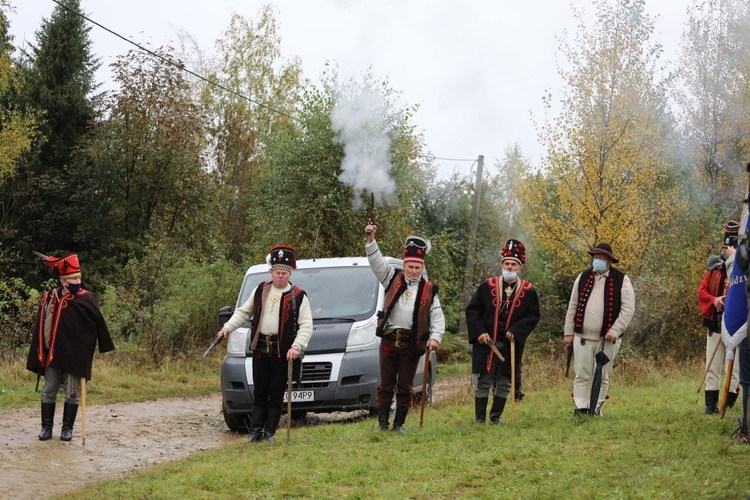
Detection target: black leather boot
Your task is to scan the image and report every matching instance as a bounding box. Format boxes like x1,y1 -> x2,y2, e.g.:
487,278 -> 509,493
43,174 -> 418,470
60,402 -> 78,441
474,397 -> 488,424
247,406 -> 267,443
705,390 -> 720,414
489,397 -> 507,425
264,408 -> 282,443
392,408 -> 408,434
727,391 -> 739,409
377,406 -> 390,431
38,402 -> 55,441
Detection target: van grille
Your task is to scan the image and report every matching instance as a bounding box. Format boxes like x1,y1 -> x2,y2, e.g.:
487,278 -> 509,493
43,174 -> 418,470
301,362 -> 332,382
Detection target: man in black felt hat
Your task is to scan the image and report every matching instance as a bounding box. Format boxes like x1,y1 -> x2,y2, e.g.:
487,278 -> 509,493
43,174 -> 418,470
563,242 -> 635,417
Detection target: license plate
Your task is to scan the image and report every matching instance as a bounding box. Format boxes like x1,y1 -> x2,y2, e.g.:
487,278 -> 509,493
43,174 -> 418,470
283,390 -> 314,402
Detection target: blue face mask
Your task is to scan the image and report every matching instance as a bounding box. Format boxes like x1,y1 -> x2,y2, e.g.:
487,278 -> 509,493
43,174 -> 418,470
502,270 -> 518,281
65,282 -> 82,294
592,258 -> 608,273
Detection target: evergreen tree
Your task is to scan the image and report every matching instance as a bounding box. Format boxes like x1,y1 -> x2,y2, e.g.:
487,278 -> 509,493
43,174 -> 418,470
13,0 -> 100,277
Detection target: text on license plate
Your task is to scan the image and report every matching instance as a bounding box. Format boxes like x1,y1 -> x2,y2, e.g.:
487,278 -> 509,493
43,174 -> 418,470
283,390 -> 314,402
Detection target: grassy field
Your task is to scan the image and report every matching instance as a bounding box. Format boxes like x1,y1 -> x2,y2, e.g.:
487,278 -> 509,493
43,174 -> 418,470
2,351 -> 734,499
60,379 -> 750,499
3,346 -> 748,499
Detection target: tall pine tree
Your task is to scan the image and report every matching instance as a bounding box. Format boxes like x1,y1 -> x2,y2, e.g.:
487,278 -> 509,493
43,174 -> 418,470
15,0 -> 99,266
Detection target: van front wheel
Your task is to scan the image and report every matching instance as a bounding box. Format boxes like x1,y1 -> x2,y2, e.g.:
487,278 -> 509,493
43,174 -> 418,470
222,402 -> 250,434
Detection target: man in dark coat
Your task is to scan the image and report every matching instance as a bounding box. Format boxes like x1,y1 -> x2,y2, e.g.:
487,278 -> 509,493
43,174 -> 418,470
466,239 -> 540,424
27,252 -> 114,441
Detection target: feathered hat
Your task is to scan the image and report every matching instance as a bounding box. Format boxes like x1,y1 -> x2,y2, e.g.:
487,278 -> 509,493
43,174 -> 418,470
403,235 -> 431,264
34,251 -> 82,279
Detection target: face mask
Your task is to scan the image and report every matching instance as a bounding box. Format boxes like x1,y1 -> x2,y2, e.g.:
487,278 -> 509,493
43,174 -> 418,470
66,282 -> 82,294
592,258 -> 608,273
502,270 -> 517,281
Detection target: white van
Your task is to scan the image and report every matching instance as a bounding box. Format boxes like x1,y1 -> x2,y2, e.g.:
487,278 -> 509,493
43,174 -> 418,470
219,256 -> 436,432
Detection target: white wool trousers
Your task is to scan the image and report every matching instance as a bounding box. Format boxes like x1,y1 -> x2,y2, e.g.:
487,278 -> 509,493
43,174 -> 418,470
572,335 -> 621,411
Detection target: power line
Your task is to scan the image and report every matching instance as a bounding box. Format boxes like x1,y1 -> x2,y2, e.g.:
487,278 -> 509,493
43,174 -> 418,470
49,0 -> 297,121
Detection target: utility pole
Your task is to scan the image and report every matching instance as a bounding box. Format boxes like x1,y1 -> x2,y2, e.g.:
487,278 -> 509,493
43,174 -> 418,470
458,155 -> 483,336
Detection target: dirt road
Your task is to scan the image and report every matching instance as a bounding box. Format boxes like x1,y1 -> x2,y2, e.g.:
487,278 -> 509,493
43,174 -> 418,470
0,393 -> 235,499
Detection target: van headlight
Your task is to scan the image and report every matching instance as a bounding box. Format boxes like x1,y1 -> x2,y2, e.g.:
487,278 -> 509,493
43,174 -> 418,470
346,316 -> 378,351
227,329 -> 247,356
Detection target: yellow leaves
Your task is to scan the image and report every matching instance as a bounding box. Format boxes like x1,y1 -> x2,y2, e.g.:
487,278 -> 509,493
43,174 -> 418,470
0,108 -> 38,184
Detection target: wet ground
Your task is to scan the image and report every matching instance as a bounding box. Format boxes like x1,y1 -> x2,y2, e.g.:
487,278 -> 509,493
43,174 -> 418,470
0,378 -> 469,499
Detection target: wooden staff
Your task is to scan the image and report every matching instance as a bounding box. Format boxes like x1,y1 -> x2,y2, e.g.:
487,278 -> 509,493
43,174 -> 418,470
719,348 -> 736,419
81,377 -> 87,446
697,338 -> 722,393
419,348 -> 431,428
287,359 -> 293,442
510,340 -> 516,423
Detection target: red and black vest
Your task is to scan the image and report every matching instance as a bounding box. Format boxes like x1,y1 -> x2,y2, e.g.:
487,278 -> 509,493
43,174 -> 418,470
249,282 -> 306,354
573,268 -> 625,336
376,270 -> 438,353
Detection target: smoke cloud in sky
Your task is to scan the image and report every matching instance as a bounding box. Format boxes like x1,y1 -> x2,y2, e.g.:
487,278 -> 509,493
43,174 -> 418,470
330,82 -> 395,209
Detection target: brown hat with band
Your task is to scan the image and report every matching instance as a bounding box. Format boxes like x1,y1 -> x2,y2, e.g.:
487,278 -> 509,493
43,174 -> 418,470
587,243 -> 619,264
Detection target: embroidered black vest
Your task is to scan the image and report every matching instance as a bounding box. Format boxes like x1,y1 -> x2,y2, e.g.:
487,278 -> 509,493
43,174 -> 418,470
376,269 -> 438,352
249,282 -> 306,354
573,268 -> 625,336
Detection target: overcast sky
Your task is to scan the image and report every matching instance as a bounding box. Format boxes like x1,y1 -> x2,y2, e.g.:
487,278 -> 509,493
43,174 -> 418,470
9,0 -> 692,179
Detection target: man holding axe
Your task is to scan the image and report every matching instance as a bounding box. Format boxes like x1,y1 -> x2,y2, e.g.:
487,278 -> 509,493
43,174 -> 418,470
466,239 -> 540,424
26,252 -> 114,443
218,245 -> 313,443
364,222 -> 444,433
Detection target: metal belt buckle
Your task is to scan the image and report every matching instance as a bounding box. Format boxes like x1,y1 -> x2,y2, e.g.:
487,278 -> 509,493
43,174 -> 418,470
394,330 -> 401,348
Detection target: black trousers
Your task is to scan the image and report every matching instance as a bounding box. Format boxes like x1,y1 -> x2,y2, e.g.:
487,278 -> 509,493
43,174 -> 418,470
252,353 -> 288,411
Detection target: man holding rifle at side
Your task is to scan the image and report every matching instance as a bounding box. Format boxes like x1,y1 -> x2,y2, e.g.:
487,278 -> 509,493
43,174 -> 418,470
364,222 -> 444,434
466,239 -> 540,425
218,245 -> 312,444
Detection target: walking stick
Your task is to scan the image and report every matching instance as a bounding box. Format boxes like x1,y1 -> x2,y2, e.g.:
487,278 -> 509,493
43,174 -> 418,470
697,338 -> 722,393
719,348 -> 736,419
510,340 -> 516,423
287,359 -> 293,442
81,377 -> 86,446
419,348 -> 431,428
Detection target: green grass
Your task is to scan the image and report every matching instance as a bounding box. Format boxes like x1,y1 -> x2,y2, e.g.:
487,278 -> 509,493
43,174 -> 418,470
58,374 -> 749,499
4,346 -> 747,498
0,345 -> 223,408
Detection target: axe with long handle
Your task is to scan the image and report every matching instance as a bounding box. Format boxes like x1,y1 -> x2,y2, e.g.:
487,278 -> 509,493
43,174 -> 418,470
419,348 -> 431,428
697,338 -> 722,393
510,340 -> 516,423
719,348 -> 736,419
81,377 -> 87,446
287,359 -> 293,442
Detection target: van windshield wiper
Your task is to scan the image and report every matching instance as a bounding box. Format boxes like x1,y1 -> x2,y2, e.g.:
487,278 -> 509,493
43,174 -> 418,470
314,317 -> 358,322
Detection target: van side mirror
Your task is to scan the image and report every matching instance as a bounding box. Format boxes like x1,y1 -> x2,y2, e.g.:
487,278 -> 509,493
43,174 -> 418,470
218,306 -> 232,329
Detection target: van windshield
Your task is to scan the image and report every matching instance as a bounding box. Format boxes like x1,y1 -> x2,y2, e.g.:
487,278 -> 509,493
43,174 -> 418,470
237,266 -> 380,322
